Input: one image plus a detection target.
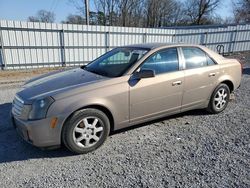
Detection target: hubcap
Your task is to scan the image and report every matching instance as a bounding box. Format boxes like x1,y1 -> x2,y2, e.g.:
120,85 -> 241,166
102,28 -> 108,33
73,117 -> 104,148
214,88 -> 228,110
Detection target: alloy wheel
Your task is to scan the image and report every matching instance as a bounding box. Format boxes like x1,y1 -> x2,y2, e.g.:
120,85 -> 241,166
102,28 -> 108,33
73,116 -> 104,148
214,88 -> 228,110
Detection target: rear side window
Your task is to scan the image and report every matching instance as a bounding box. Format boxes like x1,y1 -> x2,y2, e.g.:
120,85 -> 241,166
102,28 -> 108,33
207,55 -> 216,65
141,48 -> 179,75
182,47 -> 216,69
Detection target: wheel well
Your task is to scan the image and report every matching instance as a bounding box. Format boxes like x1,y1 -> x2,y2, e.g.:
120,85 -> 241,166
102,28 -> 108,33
221,80 -> 234,93
86,105 -> 114,132
63,105 -> 115,133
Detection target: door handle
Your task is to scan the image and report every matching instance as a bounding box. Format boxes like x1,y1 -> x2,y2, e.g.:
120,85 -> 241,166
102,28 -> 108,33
209,73 -> 216,77
172,81 -> 182,86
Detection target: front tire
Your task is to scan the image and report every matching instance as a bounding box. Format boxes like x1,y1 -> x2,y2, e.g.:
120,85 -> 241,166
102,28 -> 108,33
207,83 -> 230,114
62,108 -> 110,154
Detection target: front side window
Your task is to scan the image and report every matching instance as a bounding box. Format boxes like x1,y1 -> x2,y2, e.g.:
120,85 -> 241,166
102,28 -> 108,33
140,48 -> 179,75
84,47 -> 149,77
182,47 -> 216,69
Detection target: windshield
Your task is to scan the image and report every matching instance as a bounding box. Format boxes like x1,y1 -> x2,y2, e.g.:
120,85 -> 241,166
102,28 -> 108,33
84,47 -> 149,77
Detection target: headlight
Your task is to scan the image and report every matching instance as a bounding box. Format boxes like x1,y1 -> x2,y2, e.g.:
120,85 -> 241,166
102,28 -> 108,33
28,97 -> 54,120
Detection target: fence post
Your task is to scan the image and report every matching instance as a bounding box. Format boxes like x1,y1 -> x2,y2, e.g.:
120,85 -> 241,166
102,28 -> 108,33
232,29 -> 238,54
59,29 -> 66,67
229,30 -> 237,54
172,34 -> 176,43
143,33 -> 147,43
105,32 -> 110,52
0,26 -> 6,70
201,32 -> 208,46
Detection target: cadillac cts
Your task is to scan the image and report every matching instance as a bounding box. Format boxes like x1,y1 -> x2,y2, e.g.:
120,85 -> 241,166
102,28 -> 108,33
11,43 -> 242,154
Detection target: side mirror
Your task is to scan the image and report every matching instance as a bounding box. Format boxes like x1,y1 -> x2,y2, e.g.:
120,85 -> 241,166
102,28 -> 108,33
133,69 -> 155,79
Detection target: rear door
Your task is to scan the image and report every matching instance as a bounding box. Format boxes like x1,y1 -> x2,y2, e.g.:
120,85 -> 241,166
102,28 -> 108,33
129,48 -> 184,123
180,47 -> 220,111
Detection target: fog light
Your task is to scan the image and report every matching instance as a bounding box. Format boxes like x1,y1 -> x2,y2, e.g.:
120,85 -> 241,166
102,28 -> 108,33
50,117 -> 58,128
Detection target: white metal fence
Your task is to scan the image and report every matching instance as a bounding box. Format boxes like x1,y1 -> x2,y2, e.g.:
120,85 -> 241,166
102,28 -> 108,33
0,20 -> 250,69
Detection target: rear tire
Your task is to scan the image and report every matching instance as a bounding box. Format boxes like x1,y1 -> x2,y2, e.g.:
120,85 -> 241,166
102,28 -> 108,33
207,83 -> 230,114
62,108 -> 110,154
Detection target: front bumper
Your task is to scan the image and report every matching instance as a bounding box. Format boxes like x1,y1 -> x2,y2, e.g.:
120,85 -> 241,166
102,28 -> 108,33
11,114 -> 65,148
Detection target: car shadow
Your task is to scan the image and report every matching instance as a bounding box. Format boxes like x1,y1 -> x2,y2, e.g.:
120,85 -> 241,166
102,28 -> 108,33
0,103 -> 74,163
0,102 -> 209,163
111,109 -> 210,135
243,67 -> 250,75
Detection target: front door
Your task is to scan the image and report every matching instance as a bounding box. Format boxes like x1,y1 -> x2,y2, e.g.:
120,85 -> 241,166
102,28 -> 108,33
129,48 -> 184,123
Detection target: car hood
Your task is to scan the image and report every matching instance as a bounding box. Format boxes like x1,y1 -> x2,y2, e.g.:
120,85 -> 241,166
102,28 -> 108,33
17,68 -> 107,103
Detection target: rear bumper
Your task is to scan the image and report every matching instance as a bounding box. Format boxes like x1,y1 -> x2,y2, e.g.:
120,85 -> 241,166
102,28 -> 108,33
11,113 -> 65,148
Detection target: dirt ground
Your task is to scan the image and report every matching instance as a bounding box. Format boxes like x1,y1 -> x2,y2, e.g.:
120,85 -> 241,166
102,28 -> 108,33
0,67 -> 67,84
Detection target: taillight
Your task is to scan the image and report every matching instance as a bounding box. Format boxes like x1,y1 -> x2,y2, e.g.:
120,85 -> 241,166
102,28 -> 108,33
240,62 -> 243,75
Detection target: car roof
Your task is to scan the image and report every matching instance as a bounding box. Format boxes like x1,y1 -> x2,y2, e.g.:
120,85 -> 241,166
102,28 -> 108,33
123,43 -> 201,50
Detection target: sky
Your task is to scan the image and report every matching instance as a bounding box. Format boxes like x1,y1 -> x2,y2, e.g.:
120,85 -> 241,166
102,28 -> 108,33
0,0 -> 234,23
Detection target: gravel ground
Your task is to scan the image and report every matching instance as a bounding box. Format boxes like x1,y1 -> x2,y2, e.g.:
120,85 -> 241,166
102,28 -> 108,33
0,63 -> 249,187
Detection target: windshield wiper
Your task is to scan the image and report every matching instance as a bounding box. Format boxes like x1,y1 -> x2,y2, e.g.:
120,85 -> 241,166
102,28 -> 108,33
80,65 -> 87,69
85,68 -> 99,75
83,67 -> 109,77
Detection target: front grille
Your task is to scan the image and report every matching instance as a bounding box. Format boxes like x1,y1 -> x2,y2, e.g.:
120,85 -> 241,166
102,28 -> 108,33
12,95 -> 24,117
